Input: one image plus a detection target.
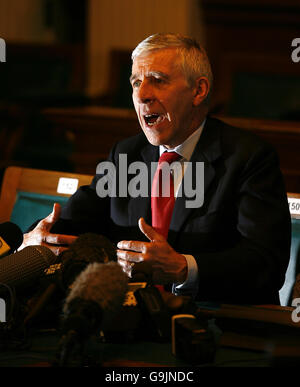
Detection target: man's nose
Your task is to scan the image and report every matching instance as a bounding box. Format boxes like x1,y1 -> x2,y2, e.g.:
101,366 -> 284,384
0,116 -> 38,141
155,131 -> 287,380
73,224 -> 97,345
136,81 -> 155,104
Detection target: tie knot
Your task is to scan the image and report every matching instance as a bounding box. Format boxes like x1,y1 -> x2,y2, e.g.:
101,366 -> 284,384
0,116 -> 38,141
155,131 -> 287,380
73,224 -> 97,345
159,151 -> 180,164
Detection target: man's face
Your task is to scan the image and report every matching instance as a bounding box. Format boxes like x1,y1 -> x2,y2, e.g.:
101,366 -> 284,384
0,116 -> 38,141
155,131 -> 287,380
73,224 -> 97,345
131,48 -> 198,149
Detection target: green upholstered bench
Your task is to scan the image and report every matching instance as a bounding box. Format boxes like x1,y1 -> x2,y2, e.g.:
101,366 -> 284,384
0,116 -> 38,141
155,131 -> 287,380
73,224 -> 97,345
279,194 -> 300,306
0,166 -> 92,232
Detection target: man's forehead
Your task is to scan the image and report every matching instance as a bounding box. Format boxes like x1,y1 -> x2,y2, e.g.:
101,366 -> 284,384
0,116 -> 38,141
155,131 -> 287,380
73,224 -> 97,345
131,48 -> 181,77
133,47 -> 179,65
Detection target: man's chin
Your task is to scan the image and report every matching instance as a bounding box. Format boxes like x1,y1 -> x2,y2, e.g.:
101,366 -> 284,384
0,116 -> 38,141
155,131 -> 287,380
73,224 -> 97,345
142,130 -> 169,147
145,137 -> 176,150
146,138 -> 169,148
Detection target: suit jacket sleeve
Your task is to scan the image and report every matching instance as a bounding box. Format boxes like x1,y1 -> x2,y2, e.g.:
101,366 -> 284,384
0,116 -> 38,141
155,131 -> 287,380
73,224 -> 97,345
191,141 -> 291,304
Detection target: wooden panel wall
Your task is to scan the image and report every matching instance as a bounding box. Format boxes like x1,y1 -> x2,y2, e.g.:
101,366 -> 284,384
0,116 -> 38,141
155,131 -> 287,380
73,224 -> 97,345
43,106 -> 300,192
201,0 -> 300,117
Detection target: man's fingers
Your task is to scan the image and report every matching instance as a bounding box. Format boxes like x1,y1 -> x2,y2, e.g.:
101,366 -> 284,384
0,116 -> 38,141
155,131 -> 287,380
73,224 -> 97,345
117,218 -> 165,252
117,240 -> 149,252
138,217 -> 165,242
117,257 -> 134,278
116,249 -> 144,263
44,233 -> 77,246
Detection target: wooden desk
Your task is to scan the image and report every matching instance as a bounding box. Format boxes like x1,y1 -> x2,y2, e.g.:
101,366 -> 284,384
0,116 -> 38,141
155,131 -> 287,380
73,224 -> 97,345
0,303 -> 300,367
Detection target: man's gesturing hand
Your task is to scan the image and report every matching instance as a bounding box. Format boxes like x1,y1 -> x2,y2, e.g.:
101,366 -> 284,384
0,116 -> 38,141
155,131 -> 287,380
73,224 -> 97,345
117,217 -> 187,284
19,203 -> 77,255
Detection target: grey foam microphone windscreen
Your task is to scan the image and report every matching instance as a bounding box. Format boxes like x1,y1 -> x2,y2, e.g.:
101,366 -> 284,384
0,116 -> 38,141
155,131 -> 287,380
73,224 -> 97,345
63,262 -> 128,330
0,245 -> 57,290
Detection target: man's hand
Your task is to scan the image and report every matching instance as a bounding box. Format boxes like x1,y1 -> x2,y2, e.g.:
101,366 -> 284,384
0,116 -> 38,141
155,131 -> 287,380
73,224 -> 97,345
19,203 -> 77,256
117,217 -> 187,284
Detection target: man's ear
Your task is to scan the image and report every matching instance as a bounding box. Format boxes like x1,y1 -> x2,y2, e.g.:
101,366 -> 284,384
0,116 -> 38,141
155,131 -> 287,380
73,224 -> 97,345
192,77 -> 210,106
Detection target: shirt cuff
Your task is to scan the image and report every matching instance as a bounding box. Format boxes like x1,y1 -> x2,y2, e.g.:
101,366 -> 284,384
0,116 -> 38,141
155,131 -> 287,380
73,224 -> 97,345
173,254 -> 198,297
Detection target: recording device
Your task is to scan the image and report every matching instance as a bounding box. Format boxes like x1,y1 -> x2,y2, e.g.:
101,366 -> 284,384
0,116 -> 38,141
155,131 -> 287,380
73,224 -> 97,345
129,259 -> 217,357
134,285 -> 172,342
171,314 -> 216,365
57,261 -> 128,366
120,261 -> 173,342
103,257 -> 172,342
104,257 -> 198,343
0,222 -> 23,258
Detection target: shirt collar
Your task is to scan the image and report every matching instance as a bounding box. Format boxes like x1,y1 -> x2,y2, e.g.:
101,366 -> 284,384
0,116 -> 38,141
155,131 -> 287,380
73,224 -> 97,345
159,118 -> 206,161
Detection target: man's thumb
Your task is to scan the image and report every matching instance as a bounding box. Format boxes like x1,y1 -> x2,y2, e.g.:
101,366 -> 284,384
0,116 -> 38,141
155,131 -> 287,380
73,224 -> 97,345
138,217 -> 165,242
40,202 -> 61,230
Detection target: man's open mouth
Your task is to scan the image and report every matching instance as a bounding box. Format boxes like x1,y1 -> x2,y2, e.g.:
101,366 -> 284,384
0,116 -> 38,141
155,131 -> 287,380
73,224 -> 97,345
144,113 -> 165,126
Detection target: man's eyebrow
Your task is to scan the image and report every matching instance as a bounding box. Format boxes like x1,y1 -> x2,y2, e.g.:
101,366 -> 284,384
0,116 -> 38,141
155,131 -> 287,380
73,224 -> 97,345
149,71 -> 169,80
130,71 -> 169,83
129,74 -> 137,84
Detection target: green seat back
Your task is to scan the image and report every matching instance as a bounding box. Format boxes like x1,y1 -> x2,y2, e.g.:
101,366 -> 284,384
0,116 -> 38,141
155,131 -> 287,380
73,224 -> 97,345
279,218 -> 300,306
10,191 -> 69,233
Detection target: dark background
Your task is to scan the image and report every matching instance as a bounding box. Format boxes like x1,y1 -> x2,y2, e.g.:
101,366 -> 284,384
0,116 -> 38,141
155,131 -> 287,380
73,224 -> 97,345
0,0 -> 299,188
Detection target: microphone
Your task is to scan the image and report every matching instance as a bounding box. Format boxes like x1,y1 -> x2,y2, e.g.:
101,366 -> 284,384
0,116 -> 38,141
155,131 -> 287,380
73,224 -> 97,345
0,245 -> 56,296
59,233 -> 117,290
0,222 -> 23,258
58,262 -> 128,366
23,233 -> 117,327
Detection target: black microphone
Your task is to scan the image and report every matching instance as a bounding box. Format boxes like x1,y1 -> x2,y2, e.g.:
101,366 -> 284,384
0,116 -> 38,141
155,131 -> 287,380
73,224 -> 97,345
0,222 -> 23,258
59,233 -> 117,290
24,233 -> 117,327
0,245 -> 56,296
58,262 -> 128,366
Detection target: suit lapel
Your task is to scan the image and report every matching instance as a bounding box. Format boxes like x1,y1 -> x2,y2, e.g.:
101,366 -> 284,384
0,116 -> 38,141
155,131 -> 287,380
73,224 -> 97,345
129,142 -> 158,225
168,117 -> 222,244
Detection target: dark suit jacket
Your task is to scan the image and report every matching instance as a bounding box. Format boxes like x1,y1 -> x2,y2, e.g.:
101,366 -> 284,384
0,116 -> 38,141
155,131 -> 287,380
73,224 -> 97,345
52,117 -> 291,305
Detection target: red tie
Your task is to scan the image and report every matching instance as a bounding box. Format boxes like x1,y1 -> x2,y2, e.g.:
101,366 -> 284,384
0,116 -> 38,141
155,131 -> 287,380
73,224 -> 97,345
151,151 -> 181,239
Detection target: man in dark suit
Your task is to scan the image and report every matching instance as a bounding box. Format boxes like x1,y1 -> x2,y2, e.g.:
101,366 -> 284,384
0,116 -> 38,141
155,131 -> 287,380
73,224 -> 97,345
21,33 -> 291,304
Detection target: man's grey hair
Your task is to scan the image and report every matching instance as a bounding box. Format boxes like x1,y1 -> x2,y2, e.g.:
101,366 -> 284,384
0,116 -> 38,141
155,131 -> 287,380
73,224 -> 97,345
131,32 -> 213,99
